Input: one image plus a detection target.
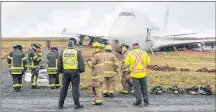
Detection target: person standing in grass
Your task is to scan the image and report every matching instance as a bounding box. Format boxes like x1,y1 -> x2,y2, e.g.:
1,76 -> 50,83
125,41 -> 150,107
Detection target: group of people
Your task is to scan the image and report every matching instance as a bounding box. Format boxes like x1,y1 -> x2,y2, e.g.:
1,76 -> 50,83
8,43 -> 61,91
7,38 -> 151,110
85,41 -> 150,106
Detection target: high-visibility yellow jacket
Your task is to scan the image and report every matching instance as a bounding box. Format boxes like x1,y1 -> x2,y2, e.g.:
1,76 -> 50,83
62,49 -> 78,70
125,48 -> 150,78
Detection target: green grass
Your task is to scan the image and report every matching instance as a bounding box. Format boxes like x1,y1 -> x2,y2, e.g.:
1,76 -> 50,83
1,39 -> 215,92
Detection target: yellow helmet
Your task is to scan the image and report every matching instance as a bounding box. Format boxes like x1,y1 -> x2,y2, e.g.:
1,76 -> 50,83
92,42 -> 101,48
104,45 -> 112,50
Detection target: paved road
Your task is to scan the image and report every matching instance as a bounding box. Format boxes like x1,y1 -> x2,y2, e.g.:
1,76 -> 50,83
1,95 -> 215,112
1,71 -> 215,112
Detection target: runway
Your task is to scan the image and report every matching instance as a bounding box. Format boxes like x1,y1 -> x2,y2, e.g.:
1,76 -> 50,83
1,71 -> 215,112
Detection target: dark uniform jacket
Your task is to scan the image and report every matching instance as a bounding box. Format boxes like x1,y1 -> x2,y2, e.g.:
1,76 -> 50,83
28,49 -> 42,69
7,48 -> 27,74
58,48 -> 85,73
47,51 -> 59,74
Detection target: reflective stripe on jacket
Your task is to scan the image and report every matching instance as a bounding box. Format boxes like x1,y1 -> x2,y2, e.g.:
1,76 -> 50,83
125,48 -> 150,78
7,49 -> 27,74
28,49 -> 41,69
103,52 -> 119,77
47,51 -> 59,74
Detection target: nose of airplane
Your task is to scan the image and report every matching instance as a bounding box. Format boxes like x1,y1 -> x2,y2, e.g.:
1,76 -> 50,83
108,8 -> 152,50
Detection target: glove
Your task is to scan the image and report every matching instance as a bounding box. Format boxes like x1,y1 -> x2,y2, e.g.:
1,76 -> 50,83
87,59 -> 91,62
24,67 -> 27,73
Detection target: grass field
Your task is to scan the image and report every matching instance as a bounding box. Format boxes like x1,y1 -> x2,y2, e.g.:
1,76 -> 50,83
1,38 -> 215,93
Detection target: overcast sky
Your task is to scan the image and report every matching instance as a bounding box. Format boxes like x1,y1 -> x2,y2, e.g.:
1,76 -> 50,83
1,2 -> 215,37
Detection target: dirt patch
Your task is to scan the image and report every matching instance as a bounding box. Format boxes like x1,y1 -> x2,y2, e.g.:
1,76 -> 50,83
179,68 -> 190,72
196,67 -> 216,73
147,65 -> 177,71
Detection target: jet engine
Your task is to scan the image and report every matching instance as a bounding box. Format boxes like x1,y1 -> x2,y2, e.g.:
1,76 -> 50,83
69,36 -> 81,46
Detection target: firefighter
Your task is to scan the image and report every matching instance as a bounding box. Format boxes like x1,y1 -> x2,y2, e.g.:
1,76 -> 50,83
120,43 -> 134,95
47,47 -> 60,89
87,42 -> 104,105
125,41 -> 150,107
46,39 -> 51,50
102,45 -> 119,97
7,44 -> 27,92
28,43 -> 42,89
58,39 -> 85,109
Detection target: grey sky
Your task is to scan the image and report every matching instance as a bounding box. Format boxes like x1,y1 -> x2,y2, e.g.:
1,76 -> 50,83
1,2 -> 215,37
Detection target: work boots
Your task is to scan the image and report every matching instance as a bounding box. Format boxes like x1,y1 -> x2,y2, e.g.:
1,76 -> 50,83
133,102 -> 142,107
103,93 -> 110,97
74,105 -> 84,109
58,105 -> 63,109
14,88 -> 20,92
50,87 -> 56,89
144,98 -> 149,106
32,86 -> 40,89
92,100 -> 103,105
109,93 -> 114,97
120,90 -> 129,95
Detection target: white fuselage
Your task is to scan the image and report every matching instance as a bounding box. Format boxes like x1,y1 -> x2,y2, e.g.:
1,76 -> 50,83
108,9 -> 152,51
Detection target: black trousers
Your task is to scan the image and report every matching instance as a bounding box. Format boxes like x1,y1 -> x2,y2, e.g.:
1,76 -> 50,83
12,74 -> 23,89
59,70 -> 80,106
49,74 -> 61,88
132,76 -> 149,104
31,68 -> 39,87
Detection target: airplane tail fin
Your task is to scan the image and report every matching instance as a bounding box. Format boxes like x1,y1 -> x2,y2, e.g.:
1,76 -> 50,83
62,28 -> 66,33
163,4 -> 169,35
61,28 -> 77,36
162,4 -> 196,38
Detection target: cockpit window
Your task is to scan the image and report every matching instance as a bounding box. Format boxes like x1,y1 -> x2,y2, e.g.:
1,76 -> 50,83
119,12 -> 136,17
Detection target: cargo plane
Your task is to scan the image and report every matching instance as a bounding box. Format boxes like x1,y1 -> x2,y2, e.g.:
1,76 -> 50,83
61,7 -> 216,54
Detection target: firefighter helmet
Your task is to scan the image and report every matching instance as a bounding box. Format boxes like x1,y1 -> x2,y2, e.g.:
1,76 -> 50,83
104,45 -> 112,50
92,42 -> 101,48
31,43 -> 41,51
133,40 -> 139,46
120,42 -> 129,48
13,44 -> 23,49
51,47 -> 58,51
32,43 -> 41,48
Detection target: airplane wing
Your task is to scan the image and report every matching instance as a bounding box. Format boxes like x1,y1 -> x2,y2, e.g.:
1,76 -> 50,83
61,28 -> 108,37
153,33 -> 197,37
169,33 -> 197,37
61,28 -> 109,46
155,38 -> 216,49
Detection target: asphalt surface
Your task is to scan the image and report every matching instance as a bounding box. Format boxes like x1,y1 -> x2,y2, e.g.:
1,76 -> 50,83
1,48 -> 215,112
1,70 -> 215,112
